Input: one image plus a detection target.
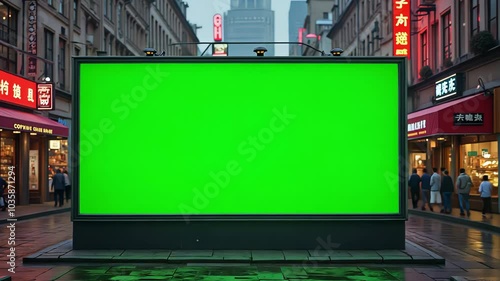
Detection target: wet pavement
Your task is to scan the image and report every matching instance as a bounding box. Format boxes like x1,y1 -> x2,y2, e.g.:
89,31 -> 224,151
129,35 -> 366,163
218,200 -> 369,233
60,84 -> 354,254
0,209 -> 499,280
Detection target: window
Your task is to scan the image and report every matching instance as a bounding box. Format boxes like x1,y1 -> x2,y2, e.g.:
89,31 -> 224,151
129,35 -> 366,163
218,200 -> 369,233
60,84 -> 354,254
460,141 -> 498,198
0,4 -> 18,45
48,0 -> 53,6
74,47 -> 80,56
73,0 -> 78,25
104,0 -> 108,18
471,0 -> 480,36
58,39 -> 66,89
458,0 -> 466,56
117,4 -> 123,36
44,30 -> 54,80
248,0 -> 255,8
323,12 -> 329,19
361,40 -> 366,55
488,0 -> 498,40
442,11 -> 452,60
58,0 -> 64,15
420,31 -> 428,67
431,23 -> 438,70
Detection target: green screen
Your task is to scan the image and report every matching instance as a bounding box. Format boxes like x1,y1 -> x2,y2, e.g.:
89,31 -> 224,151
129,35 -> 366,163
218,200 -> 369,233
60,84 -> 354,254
78,60 -> 401,215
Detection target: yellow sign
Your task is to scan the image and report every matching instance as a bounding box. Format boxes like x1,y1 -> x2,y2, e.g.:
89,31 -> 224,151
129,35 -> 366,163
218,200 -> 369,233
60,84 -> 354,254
14,123 -> 53,134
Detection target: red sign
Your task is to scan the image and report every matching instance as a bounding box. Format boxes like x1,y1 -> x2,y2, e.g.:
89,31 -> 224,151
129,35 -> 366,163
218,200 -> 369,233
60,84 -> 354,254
0,70 -> 37,109
213,14 -> 223,41
37,83 -> 53,110
392,0 -> 411,58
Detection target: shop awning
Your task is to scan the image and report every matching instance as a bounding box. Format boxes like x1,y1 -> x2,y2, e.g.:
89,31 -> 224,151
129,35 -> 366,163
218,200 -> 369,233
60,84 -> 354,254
0,107 -> 69,137
407,93 -> 493,140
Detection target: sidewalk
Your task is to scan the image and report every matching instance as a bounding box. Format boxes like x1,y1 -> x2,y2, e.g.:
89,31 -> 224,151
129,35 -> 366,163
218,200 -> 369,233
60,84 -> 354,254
0,200 -> 71,224
407,199 -> 500,233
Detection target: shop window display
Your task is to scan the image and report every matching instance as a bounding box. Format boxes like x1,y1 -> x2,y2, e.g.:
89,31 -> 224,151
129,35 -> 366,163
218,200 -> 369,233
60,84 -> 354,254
1,136 -> 16,180
460,141 -> 498,197
48,139 -> 68,192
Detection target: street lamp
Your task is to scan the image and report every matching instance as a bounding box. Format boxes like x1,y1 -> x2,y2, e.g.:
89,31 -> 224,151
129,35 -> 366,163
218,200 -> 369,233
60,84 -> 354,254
253,46 -> 267,56
330,48 -> 344,56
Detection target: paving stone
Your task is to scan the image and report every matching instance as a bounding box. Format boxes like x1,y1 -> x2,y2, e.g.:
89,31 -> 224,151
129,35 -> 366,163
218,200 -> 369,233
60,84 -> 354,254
168,256 -> 222,261
62,250 -> 124,256
307,256 -> 330,261
382,255 -> 413,261
251,250 -> 284,261
222,256 -> 251,261
170,250 -> 213,257
121,250 -> 171,257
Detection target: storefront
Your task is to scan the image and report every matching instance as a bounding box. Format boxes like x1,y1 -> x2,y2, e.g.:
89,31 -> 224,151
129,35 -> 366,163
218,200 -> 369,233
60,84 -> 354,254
0,70 -> 68,205
408,82 -> 499,212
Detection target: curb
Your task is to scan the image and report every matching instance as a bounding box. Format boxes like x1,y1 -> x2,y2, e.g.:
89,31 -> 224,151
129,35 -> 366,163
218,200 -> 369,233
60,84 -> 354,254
0,207 -> 70,225
408,209 -> 500,233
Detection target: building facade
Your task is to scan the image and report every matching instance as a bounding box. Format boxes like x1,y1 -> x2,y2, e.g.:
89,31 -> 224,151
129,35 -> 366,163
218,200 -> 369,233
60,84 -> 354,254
0,0 -> 197,206
224,0 -> 275,56
150,0 -> 199,56
408,0 -> 500,213
289,0 -> 307,56
302,0 -> 335,56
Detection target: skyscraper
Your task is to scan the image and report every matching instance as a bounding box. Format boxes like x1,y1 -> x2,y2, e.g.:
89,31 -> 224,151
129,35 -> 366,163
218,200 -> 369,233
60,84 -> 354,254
224,0 -> 275,56
288,0 -> 307,56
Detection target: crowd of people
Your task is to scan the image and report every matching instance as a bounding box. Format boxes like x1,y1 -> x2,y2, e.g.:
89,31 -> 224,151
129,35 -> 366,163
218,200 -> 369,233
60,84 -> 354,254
408,167 -> 494,218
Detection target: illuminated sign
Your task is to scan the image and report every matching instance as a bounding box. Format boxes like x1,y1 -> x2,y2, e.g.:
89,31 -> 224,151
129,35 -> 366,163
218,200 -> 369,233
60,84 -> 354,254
213,14 -> 223,41
0,70 -> 37,109
392,0 -> 410,58
454,113 -> 484,126
212,43 -> 228,56
435,73 -> 462,101
75,58 -> 406,218
13,123 -> 53,134
407,119 -> 427,138
37,83 -> 54,110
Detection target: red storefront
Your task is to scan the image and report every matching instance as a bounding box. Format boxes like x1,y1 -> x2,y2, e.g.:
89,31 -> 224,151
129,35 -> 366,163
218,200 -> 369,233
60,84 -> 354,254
0,70 -> 68,205
407,93 -> 497,211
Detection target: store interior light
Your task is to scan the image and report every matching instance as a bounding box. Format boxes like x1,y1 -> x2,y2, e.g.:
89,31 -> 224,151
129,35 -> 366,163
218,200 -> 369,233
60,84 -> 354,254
0,128 -> 2,131
437,137 -> 446,141
30,132 -> 37,135
13,131 -> 21,134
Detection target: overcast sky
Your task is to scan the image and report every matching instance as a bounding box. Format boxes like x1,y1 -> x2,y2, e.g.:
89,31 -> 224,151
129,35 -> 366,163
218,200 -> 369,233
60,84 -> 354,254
184,0 -> 293,56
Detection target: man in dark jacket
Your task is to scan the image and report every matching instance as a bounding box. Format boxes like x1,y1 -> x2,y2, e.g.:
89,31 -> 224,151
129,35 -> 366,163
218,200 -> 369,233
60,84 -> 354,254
408,169 -> 421,209
440,170 -> 454,214
51,169 -> 66,207
0,176 -> 7,211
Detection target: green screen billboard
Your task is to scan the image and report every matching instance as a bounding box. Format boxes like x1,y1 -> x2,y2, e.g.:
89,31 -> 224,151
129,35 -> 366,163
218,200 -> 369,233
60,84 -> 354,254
73,57 -> 406,219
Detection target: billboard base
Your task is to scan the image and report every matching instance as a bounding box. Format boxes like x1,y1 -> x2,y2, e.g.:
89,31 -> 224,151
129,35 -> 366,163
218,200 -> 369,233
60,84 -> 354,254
73,220 -> 405,250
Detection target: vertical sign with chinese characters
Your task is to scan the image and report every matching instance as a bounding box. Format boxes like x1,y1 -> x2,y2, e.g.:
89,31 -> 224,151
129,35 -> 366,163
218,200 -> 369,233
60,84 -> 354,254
27,1 -> 37,77
0,70 -> 37,109
213,14 -> 223,42
393,0 -> 410,58
37,83 -> 54,110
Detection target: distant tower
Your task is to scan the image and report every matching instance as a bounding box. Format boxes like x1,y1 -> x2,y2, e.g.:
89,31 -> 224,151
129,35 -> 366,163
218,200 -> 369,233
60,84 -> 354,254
224,0 -> 275,56
288,0 -> 307,56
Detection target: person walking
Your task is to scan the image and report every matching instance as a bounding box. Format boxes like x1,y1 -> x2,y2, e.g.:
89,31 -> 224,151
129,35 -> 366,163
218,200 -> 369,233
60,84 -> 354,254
456,168 -> 473,217
430,167 -> 442,212
51,169 -> 66,207
0,176 -> 7,211
479,175 -> 493,218
440,170 -> 454,214
63,170 -> 71,203
421,168 -> 432,211
408,169 -> 421,209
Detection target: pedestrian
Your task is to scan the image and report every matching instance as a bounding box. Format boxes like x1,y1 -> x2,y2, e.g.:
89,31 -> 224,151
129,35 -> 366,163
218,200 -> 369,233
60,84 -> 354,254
408,168 -> 421,209
421,168 -> 432,211
478,175 -> 493,218
430,167 -> 442,212
51,169 -> 66,207
63,170 -> 71,203
441,170 -> 454,214
456,168 -> 473,217
0,176 -> 7,211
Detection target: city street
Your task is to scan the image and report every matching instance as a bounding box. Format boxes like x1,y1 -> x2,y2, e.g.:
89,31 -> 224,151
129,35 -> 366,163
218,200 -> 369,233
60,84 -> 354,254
0,212 -> 499,280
